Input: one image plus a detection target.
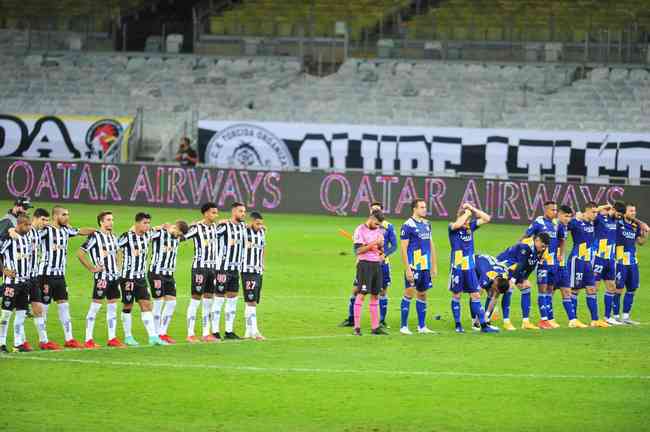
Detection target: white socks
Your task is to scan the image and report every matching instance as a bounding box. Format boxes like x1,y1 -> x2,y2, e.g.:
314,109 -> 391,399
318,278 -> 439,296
13,310 -> 26,347
141,311 -> 156,337
211,297 -> 225,334
160,300 -> 176,336
57,302 -> 73,341
225,297 -> 238,333
0,310 -> 11,345
202,298 -> 212,337
34,315 -> 48,343
107,303 -> 117,340
85,302 -> 102,342
186,298 -> 200,337
152,299 -> 163,335
122,311 -> 133,338
245,304 -> 258,336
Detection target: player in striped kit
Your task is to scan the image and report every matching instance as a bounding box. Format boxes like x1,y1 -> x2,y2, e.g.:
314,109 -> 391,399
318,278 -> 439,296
77,211 -> 125,348
0,215 -> 33,352
241,211 -> 266,340
214,202 -> 247,340
148,220 -> 189,344
39,206 -> 95,349
184,203 -> 221,343
117,212 -> 167,346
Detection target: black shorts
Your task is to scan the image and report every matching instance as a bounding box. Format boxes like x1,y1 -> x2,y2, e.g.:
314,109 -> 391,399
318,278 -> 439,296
148,273 -> 177,298
356,261 -> 383,296
41,276 -> 68,303
27,278 -> 42,303
191,268 -> 216,296
93,278 -> 121,301
120,278 -> 149,304
241,273 -> 263,303
2,283 -> 29,311
216,270 -> 240,295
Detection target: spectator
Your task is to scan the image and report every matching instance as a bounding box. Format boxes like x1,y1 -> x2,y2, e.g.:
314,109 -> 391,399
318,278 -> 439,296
175,137 -> 198,167
0,197 -> 32,238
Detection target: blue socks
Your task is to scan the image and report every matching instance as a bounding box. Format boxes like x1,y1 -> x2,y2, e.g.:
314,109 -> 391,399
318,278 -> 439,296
470,299 -> 486,324
501,290 -> 512,320
347,295 -> 355,322
416,299 -> 427,329
571,294 -> 578,315
400,296 -> 411,328
623,292 -> 635,314
547,293 -> 554,320
451,298 -> 461,325
613,293 -> 621,316
537,293 -> 547,320
586,294 -> 599,321
562,298 -> 576,320
521,288 -> 531,319
604,292 -> 614,318
379,296 -> 388,322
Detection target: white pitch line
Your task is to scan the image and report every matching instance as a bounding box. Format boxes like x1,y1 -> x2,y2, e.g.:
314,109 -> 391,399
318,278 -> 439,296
3,355 -> 649,381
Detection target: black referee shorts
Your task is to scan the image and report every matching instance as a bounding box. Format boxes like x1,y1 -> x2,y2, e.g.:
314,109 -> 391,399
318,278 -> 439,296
148,272 -> 176,298
2,283 -> 29,311
216,270 -> 239,295
241,273 -> 263,303
356,261 -> 383,296
191,268 -> 216,296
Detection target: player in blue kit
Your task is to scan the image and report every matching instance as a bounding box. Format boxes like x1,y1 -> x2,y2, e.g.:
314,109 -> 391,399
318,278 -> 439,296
399,199 -> 438,335
565,202 -> 610,328
519,201 -> 564,329
592,204 -> 621,325
447,203 -> 497,334
612,203 -> 648,325
497,233 -> 550,330
339,202 -> 397,328
471,254 -> 510,330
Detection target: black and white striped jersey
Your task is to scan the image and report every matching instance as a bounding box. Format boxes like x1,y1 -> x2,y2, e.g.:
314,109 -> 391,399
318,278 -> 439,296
0,233 -> 33,285
185,223 -> 218,269
80,230 -> 120,281
26,227 -> 43,279
39,225 -> 79,277
241,227 -> 266,274
117,230 -> 150,280
149,228 -> 181,275
216,221 -> 247,272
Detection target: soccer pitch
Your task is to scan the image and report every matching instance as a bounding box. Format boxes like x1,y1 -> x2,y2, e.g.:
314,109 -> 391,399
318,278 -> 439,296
1,200 -> 649,432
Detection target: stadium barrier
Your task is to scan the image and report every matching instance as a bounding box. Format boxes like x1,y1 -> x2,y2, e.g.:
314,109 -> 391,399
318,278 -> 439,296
1,159 -> 647,223
198,121 -> 650,185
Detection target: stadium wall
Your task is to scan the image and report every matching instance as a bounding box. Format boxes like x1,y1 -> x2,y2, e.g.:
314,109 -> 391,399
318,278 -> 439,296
1,159 -> 647,223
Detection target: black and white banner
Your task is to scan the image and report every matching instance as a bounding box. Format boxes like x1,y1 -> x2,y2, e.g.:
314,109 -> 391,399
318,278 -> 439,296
0,114 -> 134,162
198,121 -> 650,185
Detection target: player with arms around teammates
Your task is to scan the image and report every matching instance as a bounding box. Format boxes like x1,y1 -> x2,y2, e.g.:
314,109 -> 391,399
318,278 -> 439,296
241,211 -> 267,340
399,199 -> 438,335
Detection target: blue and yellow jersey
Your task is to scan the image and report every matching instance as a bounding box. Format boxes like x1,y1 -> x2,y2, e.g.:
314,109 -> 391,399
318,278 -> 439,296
497,243 -> 539,281
400,217 -> 432,271
523,216 -> 564,266
616,219 -> 642,265
592,214 -> 618,260
567,218 -> 595,262
448,219 -> 479,270
475,254 -> 509,290
382,221 -> 397,264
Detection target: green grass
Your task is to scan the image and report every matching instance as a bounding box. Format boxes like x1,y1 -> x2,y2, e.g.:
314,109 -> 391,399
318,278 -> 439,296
1,200 -> 650,432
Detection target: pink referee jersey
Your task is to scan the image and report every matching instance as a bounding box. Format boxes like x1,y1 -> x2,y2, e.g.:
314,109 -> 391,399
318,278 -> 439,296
353,223 -> 384,262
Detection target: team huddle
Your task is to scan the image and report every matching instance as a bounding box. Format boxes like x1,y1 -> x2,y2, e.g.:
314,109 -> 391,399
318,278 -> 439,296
344,199 -> 648,335
0,200 -> 266,352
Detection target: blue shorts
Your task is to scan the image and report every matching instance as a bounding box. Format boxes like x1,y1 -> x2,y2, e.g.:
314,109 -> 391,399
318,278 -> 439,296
556,266 -> 570,288
448,268 -> 480,294
536,264 -> 559,287
405,269 -> 432,292
568,256 -> 595,289
593,256 -> 616,282
616,263 -> 639,291
381,262 -> 391,289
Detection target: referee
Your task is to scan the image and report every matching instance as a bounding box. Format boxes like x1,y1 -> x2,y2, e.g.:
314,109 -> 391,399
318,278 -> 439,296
0,197 -> 32,238
352,210 -> 388,336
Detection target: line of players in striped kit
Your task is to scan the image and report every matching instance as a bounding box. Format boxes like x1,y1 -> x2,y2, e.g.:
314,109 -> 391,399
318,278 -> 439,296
342,199 -> 648,334
0,201 -> 266,352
